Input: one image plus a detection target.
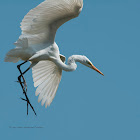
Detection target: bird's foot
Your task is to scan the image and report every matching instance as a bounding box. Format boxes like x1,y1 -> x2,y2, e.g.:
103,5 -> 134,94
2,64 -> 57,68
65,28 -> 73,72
20,97 -> 28,102
20,95 -> 37,116
16,80 -> 27,92
20,97 -> 29,115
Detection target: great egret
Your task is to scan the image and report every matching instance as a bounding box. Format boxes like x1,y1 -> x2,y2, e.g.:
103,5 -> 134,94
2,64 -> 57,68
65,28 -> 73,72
5,0 -> 104,115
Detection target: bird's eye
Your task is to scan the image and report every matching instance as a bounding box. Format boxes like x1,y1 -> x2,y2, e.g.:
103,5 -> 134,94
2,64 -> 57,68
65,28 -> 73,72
87,61 -> 92,66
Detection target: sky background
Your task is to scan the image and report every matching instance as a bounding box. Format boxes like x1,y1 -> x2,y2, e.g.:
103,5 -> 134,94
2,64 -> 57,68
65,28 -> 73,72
0,0 -> 140,139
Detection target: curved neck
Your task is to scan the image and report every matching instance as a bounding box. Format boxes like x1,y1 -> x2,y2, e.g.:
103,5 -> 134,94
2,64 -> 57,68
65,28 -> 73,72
53,55 -> 83,72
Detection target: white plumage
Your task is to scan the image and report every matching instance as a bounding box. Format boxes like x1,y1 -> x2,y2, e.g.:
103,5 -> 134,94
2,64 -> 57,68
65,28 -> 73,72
32,58 -> 65,107
5,0 -> 103,113
20,0 -> 83,45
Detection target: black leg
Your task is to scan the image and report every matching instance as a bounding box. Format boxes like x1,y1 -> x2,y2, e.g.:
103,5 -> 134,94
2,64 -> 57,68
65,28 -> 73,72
17,61 -> 37,116
27,100 -> 29,115
18,73 -> 37,116
17,61 -> 28,92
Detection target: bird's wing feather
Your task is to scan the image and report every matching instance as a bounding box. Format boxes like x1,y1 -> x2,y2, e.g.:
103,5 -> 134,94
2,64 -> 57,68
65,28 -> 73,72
32,59 -> 64,108
19,0 -> 83,46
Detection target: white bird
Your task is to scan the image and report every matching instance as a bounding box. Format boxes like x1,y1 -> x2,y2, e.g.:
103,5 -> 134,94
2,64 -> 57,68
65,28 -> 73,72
5,0 -> 104,115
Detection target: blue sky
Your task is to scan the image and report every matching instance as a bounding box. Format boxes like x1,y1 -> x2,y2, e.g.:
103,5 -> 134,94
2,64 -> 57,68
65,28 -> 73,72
0,0 -> 140,139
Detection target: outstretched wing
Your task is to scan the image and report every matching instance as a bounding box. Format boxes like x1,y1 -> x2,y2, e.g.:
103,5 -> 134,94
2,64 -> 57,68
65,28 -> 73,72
32,55 -> 65,108
20,0 -> 83,45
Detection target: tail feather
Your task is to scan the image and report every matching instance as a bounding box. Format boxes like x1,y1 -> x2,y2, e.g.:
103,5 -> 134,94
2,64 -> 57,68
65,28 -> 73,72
5,37 -> 29,63
5,56 -> 20,63
4,48 -> 21,63
14,38 -> 28,48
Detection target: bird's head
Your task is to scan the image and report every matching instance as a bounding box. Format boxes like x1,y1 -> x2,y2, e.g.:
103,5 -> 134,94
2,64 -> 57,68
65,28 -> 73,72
78,55 -> 104,76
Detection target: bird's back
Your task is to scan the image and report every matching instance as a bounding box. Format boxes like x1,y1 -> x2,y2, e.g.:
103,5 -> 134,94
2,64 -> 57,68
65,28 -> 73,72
5,0 -> 83,63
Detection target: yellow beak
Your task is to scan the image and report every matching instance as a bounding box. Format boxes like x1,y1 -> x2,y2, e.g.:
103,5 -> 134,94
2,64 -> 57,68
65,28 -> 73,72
91,63 -> 104,76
